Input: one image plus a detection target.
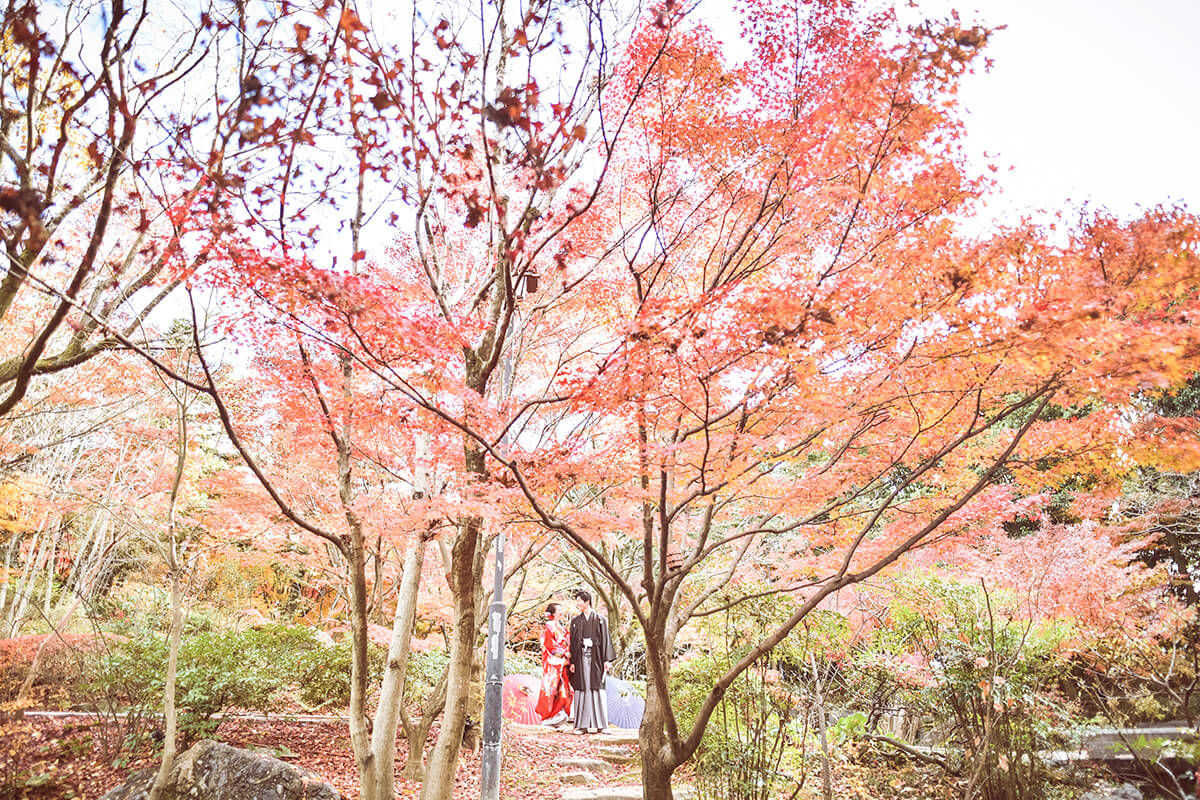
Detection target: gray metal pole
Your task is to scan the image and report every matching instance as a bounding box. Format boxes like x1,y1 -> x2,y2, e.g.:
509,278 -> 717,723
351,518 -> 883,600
482,287 -> 524,799
479,530 -> 506,800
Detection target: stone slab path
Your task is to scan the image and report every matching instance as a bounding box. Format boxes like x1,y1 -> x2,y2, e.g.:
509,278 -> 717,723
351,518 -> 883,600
512,723 -> 695,800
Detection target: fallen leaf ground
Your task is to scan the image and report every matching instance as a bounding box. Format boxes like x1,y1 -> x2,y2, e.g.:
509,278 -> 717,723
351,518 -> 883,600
0,714 -> 617,800
1,712 -> 1110,800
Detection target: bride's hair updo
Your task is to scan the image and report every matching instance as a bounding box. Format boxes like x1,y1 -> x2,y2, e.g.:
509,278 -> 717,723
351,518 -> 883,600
545,602 -> 558,619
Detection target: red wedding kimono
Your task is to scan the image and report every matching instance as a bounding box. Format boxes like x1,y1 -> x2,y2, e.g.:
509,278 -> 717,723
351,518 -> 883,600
534,619 -> 573,721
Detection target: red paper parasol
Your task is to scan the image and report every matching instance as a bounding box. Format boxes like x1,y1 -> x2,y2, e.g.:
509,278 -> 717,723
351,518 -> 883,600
502,673 -> 543,725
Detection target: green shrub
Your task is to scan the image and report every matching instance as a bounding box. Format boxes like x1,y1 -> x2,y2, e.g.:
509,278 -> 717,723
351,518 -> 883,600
81,631 -> 167,758
502,649 -> 540,677
404,649 -> 450,707
80,620 -> 454,756
671,650 -> 725,739
293,637 -> 387,709
174,624 -> 315,741
829,710 -> 867,744
692,661 -> 801,800
671,589 -> 819,800
82,623 -> 319,747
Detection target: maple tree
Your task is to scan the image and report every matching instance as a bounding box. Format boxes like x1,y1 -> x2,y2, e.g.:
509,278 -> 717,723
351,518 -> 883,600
187,2 -> 1200,797
343,4 -> 1196,796
143,327 -> 204,800
993,375 -> 1200,729
2,0 -> 624,791
199,304 -> 461,793
155,2 -> 691,798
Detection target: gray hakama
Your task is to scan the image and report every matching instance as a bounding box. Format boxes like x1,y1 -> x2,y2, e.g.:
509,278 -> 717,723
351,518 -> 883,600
571,641 -> 609,730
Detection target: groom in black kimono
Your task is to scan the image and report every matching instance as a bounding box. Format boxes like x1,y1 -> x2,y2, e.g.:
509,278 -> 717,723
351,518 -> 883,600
567,588 -> 615,734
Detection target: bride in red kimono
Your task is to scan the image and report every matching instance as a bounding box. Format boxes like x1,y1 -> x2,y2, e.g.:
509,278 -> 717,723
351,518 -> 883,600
534,602 -> 572,725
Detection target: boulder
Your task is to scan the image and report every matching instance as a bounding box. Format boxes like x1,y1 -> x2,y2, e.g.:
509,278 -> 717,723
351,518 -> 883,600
100,740 -> 340,800
1081,783 -> 1143,800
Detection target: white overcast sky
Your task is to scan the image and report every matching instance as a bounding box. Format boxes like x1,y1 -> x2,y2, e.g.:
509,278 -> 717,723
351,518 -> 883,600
904,0 -> 1199,220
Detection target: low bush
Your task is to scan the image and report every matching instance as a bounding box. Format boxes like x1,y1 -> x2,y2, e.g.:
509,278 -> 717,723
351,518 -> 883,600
83,623 -> 317,747
0,634 -> 95,706
292,636 -> 387,710
175,624 -> 316,739
671,590 -> 823,800
79,619 -> 455,754
502,649 -> 540,677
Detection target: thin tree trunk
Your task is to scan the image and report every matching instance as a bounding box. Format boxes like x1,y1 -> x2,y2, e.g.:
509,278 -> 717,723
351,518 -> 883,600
327,338 -> 380,799
369,536 -> 385,624
364,534 -> 428,798
6,520 -> 42,630
403,677 -> 446,782
8,432 -> 86,631
42,523 -> 64,619
67,512 -> 107,601
418,516 -> 481,800
59,512 -> 97,607
60,440 -> 128,610
148,561 -> 183,800
16,532 -> 121,703
7,515 -> 49,636
149,375 -> 190,800
0,533 -> 15,617
16,448 -> 87,626
334,125 -> 381,789
346,528 -> 377,796
810,652 -> 832,800
73,515 -> 112,606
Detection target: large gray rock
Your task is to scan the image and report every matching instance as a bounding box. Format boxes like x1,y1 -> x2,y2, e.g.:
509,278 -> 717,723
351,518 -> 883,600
100,740 -> 340,800
1080,783 -> 1143,800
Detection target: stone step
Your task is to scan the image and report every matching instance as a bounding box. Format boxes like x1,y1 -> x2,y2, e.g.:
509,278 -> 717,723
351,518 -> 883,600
597,745 -> 639,765
562,771 -> 599,785
593,731 -> 639,746
561,757 -> 619,773
560,785 -> 695,800
511,722 -> 560,735
561,788 -> 642,800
